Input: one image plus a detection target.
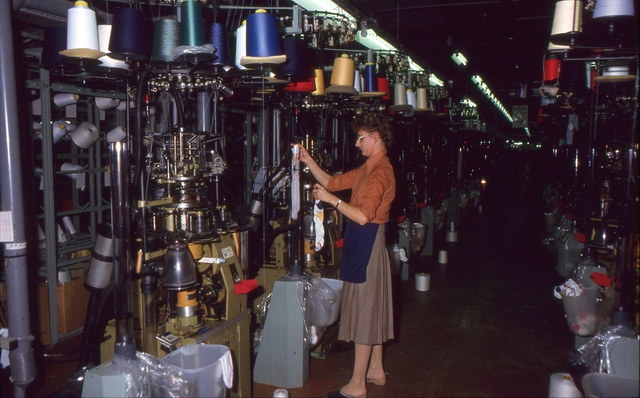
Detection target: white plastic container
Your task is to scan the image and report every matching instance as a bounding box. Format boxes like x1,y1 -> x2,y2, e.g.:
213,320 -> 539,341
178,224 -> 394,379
161,344 -> 233,398
581,373 -> 639,398
561,287 -> 597,336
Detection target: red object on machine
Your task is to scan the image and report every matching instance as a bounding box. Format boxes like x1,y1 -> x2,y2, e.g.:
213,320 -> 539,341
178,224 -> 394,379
590,272 -> 612,287
234,279 -> 259,294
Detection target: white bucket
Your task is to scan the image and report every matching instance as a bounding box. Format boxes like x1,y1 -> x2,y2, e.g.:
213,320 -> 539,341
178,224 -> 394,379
438,249 -> 448,264
415,273 -> 430,291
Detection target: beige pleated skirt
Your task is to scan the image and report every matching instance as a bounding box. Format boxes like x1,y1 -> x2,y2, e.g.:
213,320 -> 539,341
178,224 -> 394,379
338,224 -> 394,345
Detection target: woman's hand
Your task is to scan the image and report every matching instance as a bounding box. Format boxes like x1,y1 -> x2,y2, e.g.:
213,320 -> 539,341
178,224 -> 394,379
312,183 -> 333,204
295,143 -> 313,165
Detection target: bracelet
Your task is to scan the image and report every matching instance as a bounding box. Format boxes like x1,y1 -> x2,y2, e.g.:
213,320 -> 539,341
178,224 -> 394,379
336,199 -> 342,209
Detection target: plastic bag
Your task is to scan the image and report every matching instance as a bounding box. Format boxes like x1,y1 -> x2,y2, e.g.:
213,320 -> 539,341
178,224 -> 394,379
113,351 -> 196,397
170,43 -> 215,61
296,274 -> 343,349
568,323 -> 637,385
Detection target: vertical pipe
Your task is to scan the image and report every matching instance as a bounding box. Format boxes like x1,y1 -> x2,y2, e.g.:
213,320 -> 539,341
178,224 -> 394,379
0,1 -> 37,395
197,91 -> 211,133
109,141 -> 136,360
272,108 -> 281,166
140,276 -> 157,357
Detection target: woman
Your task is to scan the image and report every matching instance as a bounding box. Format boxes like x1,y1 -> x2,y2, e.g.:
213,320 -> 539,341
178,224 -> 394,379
296,112 -> 395,398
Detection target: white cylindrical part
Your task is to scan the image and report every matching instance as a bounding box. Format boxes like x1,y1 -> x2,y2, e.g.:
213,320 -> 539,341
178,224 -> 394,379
438,250 -> 448,264
61,162 -> 82,180
95,96 -> 120,110
548,373 -> 583,398
116,101 -> 135,111
62,216 -> 78,235
70,121 -> 99,148
416,87 -> 428,109
57,223 -> 68,244
406,88 -> 417,108
415,273 -> 431,291
602,61 -> 630,76
86,224 -> 114,290
52,120 -> 67,143
550,0 -> 583,36
53,93 -> 79,107
593,0 -> 635,18
106,126 -> 127,143
197,92 -> 212,133
446,230 -> 458,242
58,270 -> 70,284
394,84 -> 407,105
235,22 -> 247,70
66,1 -> 100,52
353,70 -> 361,92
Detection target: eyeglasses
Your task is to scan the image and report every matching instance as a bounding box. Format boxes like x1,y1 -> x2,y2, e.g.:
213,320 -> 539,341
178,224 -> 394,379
356,134 -> 370,142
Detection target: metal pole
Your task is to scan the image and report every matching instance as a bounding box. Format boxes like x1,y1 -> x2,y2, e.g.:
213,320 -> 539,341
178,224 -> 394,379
109,141 -> 136,360
0,1 -> 37,395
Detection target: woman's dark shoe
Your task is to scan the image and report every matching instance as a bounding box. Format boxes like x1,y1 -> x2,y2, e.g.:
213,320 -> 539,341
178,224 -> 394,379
326,389 -> 367,398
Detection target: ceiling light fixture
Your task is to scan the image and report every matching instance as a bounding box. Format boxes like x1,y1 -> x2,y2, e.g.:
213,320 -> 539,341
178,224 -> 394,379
356,29 -> 396,51
451,52 -> 468,66
290,0 -> 353,16
429,74 -> 444,87
471,74 -> 512,122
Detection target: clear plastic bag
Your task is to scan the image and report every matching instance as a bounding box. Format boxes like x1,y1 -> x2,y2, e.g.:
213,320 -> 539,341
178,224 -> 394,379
170,43 -> 215,60
568,323 -> 637,376
295,274 -> 343,349
113,351 -> 196,397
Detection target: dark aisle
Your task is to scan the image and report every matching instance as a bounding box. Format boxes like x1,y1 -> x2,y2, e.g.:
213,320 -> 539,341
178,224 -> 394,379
255,151 -> 576,397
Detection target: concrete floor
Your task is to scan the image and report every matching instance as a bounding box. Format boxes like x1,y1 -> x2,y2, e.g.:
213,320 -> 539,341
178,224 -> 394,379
2,154 -> 578,397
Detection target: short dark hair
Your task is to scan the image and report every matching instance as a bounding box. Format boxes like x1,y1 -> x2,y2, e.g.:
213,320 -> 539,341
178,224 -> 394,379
351,112 -> 394,148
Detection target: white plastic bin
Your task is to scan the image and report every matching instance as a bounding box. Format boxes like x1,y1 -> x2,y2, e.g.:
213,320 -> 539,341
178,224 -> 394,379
561,287 -> 598,336
581,373 -> 639,398
161,344 -> 233,398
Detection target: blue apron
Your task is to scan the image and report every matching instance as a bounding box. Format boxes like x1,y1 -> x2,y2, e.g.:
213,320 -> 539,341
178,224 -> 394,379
340,221 -> 379,283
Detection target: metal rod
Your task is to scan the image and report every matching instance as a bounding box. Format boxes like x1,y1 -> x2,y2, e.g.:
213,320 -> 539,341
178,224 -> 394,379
0,1 -> 37,395
109,141 -> 136,360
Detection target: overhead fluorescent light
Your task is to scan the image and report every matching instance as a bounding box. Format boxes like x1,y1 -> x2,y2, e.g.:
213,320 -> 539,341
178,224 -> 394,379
471,74 -> 512,121
356,29 -> 396,51
429,74 -> 444,87
291,0 -> 354,18
461,98 -> 476,108
451,52 -> 468,66
407,57 -> 423,72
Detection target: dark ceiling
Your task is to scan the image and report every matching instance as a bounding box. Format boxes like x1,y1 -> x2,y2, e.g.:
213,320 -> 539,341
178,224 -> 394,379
13,0 -> 638,132
347,0 -> 554,94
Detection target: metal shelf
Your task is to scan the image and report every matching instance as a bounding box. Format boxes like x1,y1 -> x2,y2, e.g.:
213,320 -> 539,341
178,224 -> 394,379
31,67 -> 122,345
